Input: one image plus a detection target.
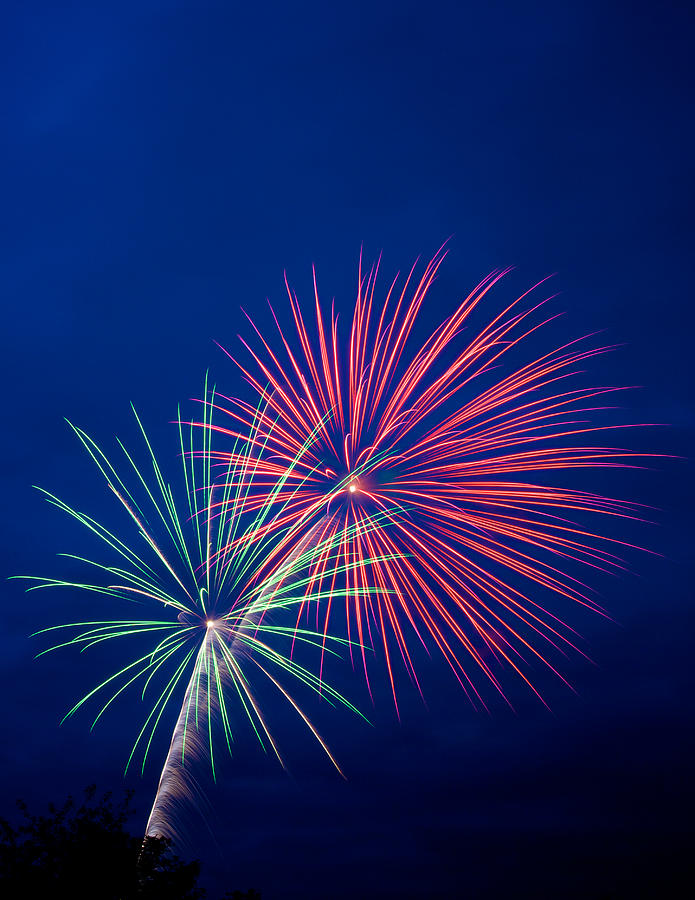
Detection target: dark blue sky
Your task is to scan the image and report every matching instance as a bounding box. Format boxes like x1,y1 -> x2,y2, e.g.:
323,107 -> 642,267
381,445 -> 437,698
2,1 -> 693,897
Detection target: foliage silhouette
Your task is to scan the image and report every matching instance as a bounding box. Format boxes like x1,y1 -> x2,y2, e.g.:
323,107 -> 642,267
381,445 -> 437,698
0,785 -> 206,898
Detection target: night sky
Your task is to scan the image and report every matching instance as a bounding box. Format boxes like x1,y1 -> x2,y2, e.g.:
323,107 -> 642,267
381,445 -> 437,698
2,2 -> 693,898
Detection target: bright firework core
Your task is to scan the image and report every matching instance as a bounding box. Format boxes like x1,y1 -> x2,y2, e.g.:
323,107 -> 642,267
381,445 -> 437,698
348,482 -> 357,493
177,610 -> 219,629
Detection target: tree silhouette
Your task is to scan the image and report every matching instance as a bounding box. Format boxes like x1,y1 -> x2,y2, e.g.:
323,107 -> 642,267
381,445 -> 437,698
0,785 -> 203,898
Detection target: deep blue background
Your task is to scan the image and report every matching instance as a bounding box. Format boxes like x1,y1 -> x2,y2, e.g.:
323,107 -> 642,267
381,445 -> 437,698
2,1 -> 693,897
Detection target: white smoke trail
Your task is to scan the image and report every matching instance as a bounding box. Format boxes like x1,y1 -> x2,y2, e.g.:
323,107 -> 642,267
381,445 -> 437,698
143,513 -> 335,842
144,635 -> 214,840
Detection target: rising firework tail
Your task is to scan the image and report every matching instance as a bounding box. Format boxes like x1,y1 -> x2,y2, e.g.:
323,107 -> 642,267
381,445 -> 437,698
18,384 -> 399,842
208,247 -> 652,713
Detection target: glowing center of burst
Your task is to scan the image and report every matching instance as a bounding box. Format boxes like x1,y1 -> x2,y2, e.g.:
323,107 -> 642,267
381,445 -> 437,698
348,483 -> 357,493
206,619 -> 216,629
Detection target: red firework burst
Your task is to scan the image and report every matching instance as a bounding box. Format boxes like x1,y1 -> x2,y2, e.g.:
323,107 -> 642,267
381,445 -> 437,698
206,247 -> 645,712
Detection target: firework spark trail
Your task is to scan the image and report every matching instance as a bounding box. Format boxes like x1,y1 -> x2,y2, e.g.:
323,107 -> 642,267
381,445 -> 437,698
145,513 -> 337,838
23,386 -> 398,844
144,633 -> 215,839
230,513 -> 338,653
209,248 -> 651,710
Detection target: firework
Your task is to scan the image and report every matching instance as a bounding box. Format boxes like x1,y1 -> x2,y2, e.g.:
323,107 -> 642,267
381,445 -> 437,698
210,248 -> 645,712
21,384 -> 391,840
